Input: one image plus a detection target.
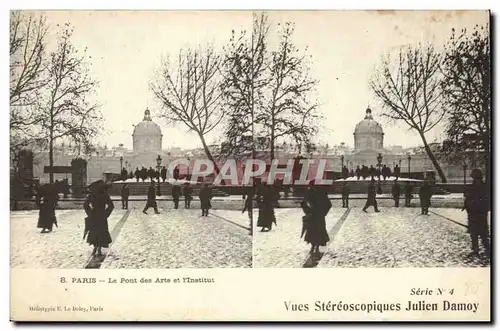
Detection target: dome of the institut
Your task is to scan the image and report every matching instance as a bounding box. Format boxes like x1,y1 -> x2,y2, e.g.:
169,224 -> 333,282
132,108 -> 163,152
354,107 -> 384,135
353,107 -> 384,151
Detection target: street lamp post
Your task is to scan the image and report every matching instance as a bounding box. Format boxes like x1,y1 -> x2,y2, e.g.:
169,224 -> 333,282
340,155 -> 345,179
377,153 -> 383,194
407,154 -> 412,179
156,155 -> 162,196
119,156 -> 123,181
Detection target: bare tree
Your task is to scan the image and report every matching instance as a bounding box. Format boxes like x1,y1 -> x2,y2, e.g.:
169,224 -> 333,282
257,21 -> 320,160
370,44 -> 447,183
10,11 -> 49,168
151,46 -> 225,177
10,11 -> 48,108
441,25 -> 490,183
220,12 -> 269,157
35,23 -> 102,183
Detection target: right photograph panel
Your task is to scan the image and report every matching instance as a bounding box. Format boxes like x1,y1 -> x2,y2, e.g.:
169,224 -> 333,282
250,10 -> 491,269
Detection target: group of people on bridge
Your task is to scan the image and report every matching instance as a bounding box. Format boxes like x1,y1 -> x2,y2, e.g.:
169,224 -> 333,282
120,166 -> 174,183
341,164 -> 401,180
136,181 -> 213,217
340,179 -> 429,214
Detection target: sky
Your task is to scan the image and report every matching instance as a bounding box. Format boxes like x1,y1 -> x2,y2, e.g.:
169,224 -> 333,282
36,10 -> 488,150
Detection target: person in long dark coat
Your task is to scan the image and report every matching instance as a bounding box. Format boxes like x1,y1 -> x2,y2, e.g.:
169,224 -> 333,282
121,184 -> 130,210
83,181 -> 114,256
419,181 -> 432,215
183,183 -> 193,209
362,178 -> 380,212
301,181 -> 332,256
121,168 -> 128,181
257,185 -> 276,232
172,184 -> 181,209
404,183 -> 413,207
141,167 -> 147,182
36,184 -> 58,233
242,187 -> 253,233
391,180 -> 401,207
199,183 -> 213,216
394,165 -> 401,180
148,167 -> 155,181
342,166 -> 349,179
369,165 -> 376,180
161,166 -> 167,183
62,178 -> 69,198
382,165 -> 389,181
361,165 -> 369,179
355,166 -> 361,180
134,167 -> 140,182
463,169 -> 490,258
341,182 -> 350,208
143,180 -> 159,214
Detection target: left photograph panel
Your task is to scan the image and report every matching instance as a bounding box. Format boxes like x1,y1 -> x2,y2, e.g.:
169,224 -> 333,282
10,11 -> 253,269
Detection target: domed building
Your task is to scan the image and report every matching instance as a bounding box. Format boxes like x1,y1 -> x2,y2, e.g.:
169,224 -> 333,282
132,108 -> 162,153
354,107 -> 384,152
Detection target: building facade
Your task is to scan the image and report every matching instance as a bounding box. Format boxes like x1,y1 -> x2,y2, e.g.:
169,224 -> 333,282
28,107 -> 475,185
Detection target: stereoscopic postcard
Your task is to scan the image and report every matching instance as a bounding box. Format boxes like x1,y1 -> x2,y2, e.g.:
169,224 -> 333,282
9,9 -> 491,322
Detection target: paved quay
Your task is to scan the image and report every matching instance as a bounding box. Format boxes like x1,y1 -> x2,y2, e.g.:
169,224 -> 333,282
318,208 -> 489,268
253,208 -> 347,268
11,201 -> 251,269
10,209 -> 126,268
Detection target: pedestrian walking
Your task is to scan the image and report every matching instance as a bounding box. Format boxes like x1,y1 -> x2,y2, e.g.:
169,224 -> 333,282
121,184 -> 130,210
83,180 -> 114,257
301,180 -> 332,258
391,180 -> 401,207
369,165 -> 376,180
362,178 -> 380,213
36,183 -> 59,233
355,166 -> 361,180
172,184 -> 181,209
134,167 -> 140,182
419,181 -> 432,215
147,167 -> 155,181
382,165 -> 389,181
341,182 -> 350,208
257,185 -> 276,232
199,183 -> 213,216
121,167 -> 128,181
242,187 -> 253,233
143,180 -> 160,214
183,182 -> 193,209
404,183 -> 413,207
463,169 -> 490,258
394,164 -> 401,179
140,167 -> 147,182
342,166 -> 349,179
161,166 -> 167,183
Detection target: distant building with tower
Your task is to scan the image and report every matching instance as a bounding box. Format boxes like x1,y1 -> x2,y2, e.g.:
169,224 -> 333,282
30,109 -> 184,184
17,106 -> 480,188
